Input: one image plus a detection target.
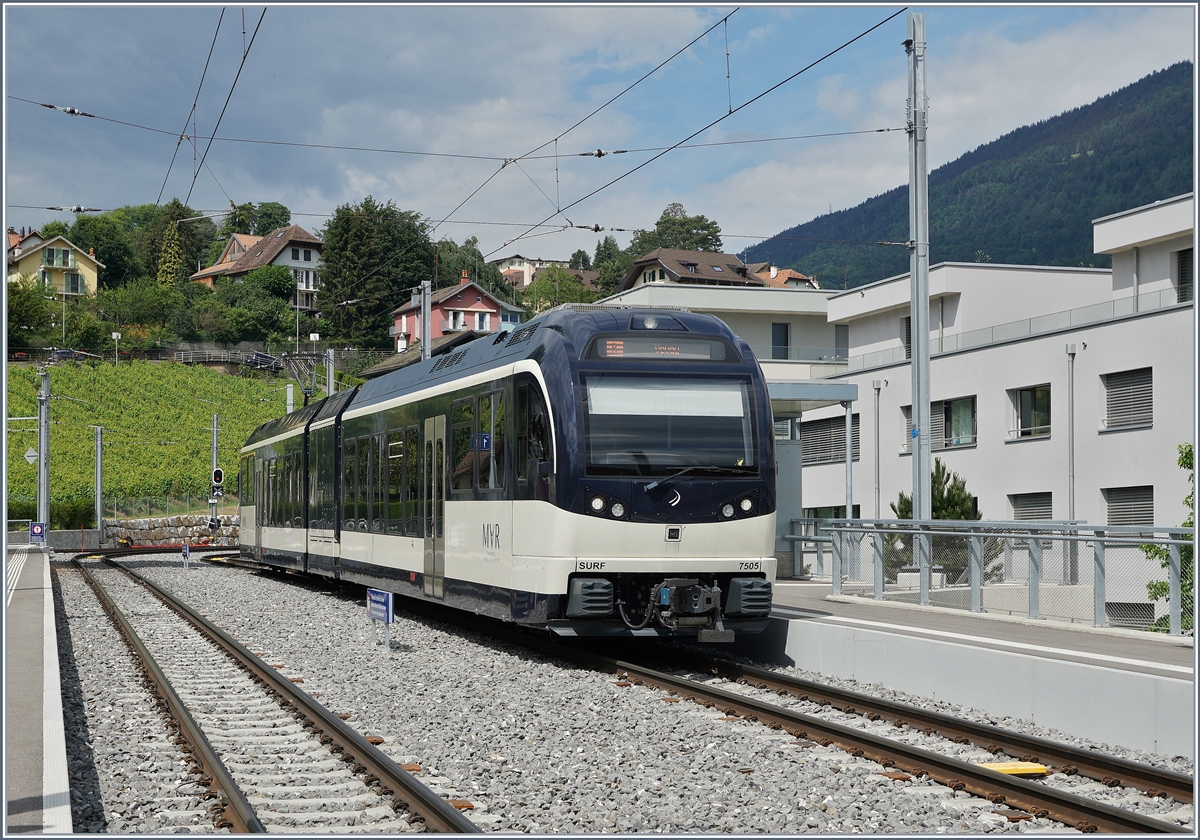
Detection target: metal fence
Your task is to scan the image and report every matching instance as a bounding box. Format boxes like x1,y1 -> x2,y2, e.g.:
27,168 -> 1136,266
107,494 -> 240,519
790,518 -> 1194,636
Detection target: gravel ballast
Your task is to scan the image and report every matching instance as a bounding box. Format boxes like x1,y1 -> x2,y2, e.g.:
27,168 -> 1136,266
57,554 -> 1195,833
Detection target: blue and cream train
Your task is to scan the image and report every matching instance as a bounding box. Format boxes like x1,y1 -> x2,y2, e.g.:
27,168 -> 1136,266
239,304 -> 777,640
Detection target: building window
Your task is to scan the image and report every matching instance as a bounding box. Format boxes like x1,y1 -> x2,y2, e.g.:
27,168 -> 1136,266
1010,492 -> 1052,520
1012,385 -> 1050,438
658,268 -> 665,280
834,325 -> 849,359
1178,248 -> 1193,303
902,397 -> 977,451
799,414 -> 859,465
1102,367 -> 1152,429
304,249 -> 312,262
774,419 -> 793,440
771,323 -> 789,361
712,265 -> 724,272
65,272 -> 82,295
902,316 -> 912,360
291,248 -> 300,260
1105,485 -> 1153,526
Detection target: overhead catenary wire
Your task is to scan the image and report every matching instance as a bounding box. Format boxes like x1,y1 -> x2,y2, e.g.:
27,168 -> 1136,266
156,8 -> 224,205
485,6 -> 909,258
10,96 -> 901,164
183,7 -> 267,206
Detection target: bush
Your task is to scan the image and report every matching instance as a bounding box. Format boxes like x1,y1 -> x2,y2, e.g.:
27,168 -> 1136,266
7,498 -> 96,530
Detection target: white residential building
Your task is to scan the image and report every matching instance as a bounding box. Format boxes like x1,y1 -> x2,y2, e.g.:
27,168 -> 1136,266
799,194 -> 1194,536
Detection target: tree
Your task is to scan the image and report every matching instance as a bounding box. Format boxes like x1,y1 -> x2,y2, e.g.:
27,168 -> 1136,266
255,201 -> 291,235
70,212 -> 141,288
520,264 -> 596,314
6,275 -> 54,346
40,220 -> 70,239
569,249 -> 592,271
627,202 -> 723,257
156,220 -> 184,286
136,199 -> 216,282
889,457 -> 982,584
1143,444 -> 1194,633
593,235 -> 621,267
318,196 -> 435,347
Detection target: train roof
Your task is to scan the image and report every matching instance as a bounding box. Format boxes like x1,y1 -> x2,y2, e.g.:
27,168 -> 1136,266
244,387 -> 356,447
349,304 -> 746,413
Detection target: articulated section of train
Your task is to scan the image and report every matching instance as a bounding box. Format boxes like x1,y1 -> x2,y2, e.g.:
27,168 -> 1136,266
240,304 -> 777,641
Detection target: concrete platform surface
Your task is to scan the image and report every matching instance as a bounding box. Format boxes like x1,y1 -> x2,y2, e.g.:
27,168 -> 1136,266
5,544 -> 72,834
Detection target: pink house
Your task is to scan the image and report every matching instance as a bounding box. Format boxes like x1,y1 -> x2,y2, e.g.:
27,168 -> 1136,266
389,270 -> 524,352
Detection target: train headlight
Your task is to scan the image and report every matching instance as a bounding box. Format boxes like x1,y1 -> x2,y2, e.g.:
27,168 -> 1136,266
610,502 -> 627,518
590,496 -> 607,513
721,503 -> 736,519
739,497 -> 755,513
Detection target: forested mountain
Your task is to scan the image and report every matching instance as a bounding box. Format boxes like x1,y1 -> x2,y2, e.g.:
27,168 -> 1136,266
743,62 -> 1193,288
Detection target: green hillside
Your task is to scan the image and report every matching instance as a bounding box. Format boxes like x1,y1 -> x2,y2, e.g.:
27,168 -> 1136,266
7,362 -> 290,521
744,62 -> 1193,288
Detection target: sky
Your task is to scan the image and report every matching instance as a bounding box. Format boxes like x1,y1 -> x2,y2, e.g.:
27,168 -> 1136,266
3,4 -> 1196,264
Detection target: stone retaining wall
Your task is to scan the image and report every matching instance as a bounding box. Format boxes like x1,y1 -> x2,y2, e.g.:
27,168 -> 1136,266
105,514 -> 239,546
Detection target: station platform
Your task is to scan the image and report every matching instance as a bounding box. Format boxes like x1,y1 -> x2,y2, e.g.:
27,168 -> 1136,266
749,579 -> 1196,758
5,544 -> 72,834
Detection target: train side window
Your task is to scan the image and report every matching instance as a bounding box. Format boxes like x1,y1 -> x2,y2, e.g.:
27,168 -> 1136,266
479,391 -> 505,491
358,435 -> 370,532
425,438 -> 434,537
516,383 -> 550,487
387,430 -> 404,534
451,398 -> 475,494
342,438 -> 356,531
405,426 -> 420,536
375,433 -> 388,533
435,438 -> 444,537
285,453 -> 294,527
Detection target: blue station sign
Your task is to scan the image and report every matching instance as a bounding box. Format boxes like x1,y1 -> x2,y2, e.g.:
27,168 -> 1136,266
366,588 -> 393,623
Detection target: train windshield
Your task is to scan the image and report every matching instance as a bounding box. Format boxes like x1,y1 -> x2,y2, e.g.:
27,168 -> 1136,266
582,374 -> 757,476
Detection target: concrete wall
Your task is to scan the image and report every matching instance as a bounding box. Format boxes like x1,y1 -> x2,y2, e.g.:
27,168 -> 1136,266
776,618 -> 1194,758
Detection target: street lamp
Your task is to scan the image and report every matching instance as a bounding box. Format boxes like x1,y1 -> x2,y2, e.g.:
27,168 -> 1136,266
112,332 -> 121,365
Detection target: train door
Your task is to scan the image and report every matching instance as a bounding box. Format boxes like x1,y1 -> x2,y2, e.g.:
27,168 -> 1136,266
254,458 -> 263,558
423,415 -> 446,598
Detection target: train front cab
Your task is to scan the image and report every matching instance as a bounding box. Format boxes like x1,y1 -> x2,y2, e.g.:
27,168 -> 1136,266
528,308 -> 778,641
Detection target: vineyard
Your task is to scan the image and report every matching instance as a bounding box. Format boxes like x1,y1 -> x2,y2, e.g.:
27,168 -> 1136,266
7,361 -> 292,516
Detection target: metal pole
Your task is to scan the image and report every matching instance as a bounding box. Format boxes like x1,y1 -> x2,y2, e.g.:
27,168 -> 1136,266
1093,530 -> 1108,627
1028,537 -> 1042,619
37,368 -> 51,527
918,527 -> 930,605
1066,344 -> 1079,584
831,530 -> 842,596
873,525 -> 885,600
872,380 -> 881,518
210,415 -> 219,541
906,12 -> 932,531
969,534 -> 983,612
421,278 -> 432,361
1169,543 -> 1181,636
326,348 -> 336,395
286,383 -> 294,414
843,401 -> 853,518
94,426 -> 103,544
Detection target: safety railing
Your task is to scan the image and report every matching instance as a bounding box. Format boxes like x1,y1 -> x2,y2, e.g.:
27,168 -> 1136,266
821,519 -> 1194,635
749,345 -> 846,363
840,288 -> 1190,374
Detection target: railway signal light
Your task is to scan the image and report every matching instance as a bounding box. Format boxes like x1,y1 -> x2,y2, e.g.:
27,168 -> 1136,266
212,467 -> 224,486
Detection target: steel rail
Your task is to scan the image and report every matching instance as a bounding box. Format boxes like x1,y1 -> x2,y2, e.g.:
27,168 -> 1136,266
658,648 -> 1194,804
74,559 -> 266,832
593,656 -> 1188,834
106,559 -> 480,834
387,600 -> 1188,833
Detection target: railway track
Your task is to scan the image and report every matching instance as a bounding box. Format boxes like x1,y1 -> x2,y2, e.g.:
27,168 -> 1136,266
387,598 -> 1190,834
74,556 -> 479,834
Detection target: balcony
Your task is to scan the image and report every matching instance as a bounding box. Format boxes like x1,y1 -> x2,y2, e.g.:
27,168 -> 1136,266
839,286 -> 1191,375
749,345 -> 846,363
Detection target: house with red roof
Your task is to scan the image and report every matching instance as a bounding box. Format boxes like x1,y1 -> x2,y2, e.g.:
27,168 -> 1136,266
389,270 -> 525,352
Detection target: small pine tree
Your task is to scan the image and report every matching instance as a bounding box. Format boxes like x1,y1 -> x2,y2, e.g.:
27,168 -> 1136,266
889,458 -> 981,584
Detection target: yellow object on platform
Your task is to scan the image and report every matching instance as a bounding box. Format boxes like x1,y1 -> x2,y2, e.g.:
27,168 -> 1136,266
978,761 -> 1049,776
